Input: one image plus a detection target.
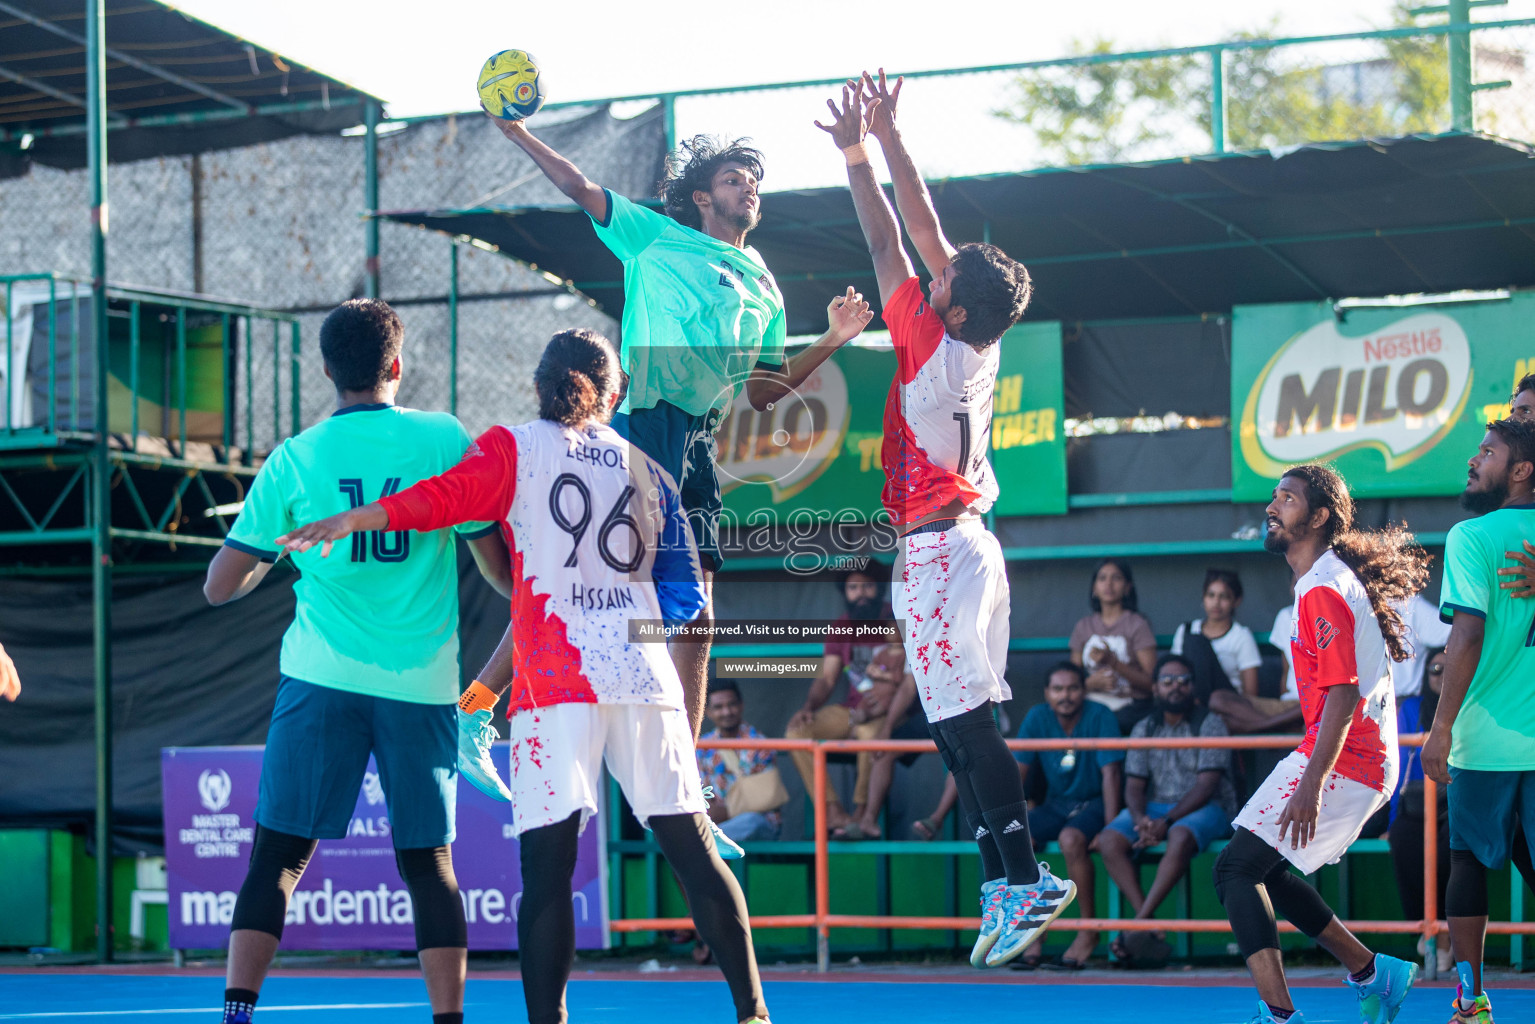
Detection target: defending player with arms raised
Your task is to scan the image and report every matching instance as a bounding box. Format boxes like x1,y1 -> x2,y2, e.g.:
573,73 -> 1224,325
485,107 -> 873,858
277,329 -> 771,1024
1423,418 -> 1535,1024
818,71 -> 1073,969
1216,465 -> 1427,1024
201,299 -> 513,1024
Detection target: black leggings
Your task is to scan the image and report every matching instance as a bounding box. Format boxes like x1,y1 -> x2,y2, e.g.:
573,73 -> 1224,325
931,704 -> 1040,886
1214,828 -> 1338,959
518,812 -> 765,1024
230,826 -> 466,951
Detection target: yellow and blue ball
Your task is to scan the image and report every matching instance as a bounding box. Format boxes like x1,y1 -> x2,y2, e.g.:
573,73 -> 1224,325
477,49 -> 545,121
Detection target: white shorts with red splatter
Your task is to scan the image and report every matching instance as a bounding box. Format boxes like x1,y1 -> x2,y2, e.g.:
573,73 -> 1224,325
1232,749 -> 1394,875
506,702 -> 707,837
894,518 -> 1012,725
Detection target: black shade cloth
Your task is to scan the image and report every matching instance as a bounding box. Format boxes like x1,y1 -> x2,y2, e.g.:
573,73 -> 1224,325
0,549 -> 510,854
383,134 -> 1535,336
0,0 -> 381,177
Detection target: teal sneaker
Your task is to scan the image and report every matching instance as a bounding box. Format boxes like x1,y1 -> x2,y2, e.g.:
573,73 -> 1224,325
457,708 -> 512,801
1347,952 -> 1417,1024
1248,1001 -> 1305,1024
983,862 -> 1076,967
702,786 -> 745,860
968,877 -> 1007,968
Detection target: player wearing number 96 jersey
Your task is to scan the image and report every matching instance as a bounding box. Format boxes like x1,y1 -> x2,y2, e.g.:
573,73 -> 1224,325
275,328 -> 770,1024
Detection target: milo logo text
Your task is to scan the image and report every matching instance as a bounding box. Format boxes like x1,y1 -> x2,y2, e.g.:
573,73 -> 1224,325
1240,312 -> 1472,475
716,358 -> 850,502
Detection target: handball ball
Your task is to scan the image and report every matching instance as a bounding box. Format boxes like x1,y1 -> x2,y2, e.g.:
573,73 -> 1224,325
478,49 -> 545,121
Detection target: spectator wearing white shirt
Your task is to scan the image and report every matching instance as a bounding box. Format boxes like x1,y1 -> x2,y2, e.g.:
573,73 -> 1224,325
1268,603 -> 1300,704
1170,569 -> 1262,697
1388,594 -> 1451,698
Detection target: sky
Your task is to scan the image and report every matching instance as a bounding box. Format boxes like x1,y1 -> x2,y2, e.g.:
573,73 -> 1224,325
164,0 -> 1535,189
167,0 -> 1534,117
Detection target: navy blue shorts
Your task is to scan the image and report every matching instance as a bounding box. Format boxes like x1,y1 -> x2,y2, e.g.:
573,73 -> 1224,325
1447,766 -> 1535,870
614,402 -> 722,570
1028,795 -> 1107,844
256,676 -> 457,848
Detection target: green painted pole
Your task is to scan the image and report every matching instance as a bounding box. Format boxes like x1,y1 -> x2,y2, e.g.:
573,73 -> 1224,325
661,94 -> 677,154
449,239 -> 458,416
128,300 -> 138,443
1210,47 -> 1228,153
365,100 -> 381,298
244,317 -> 253,464
1449,0 -> 1474,130
85,0 -> 114,965
290,321 -> 301,437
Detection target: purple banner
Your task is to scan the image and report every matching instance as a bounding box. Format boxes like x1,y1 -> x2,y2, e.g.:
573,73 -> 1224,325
162,745 -> 607,951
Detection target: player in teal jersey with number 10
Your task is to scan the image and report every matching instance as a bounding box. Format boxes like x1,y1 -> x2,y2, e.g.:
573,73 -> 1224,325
202,299 -> 512,1024
485,107 -> 874,858
1424,416 -> 1535,1024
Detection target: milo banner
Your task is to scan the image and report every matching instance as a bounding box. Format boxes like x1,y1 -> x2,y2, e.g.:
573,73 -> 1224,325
1233,294 -> 1535,501
715,321 -> 1066,520
162,746 -> 607,951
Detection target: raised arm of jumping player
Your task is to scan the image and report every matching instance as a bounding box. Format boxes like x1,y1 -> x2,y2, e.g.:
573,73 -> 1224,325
485,112 -> 609,223
860,69 -> 957,280
816,82 -> 914,306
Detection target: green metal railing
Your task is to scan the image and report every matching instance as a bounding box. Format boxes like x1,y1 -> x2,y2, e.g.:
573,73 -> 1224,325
2,273 -> 302,463
392,14 -> 1534,172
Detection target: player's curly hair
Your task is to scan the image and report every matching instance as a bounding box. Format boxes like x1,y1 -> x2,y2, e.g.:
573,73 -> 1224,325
535,329 -> 621,426
1281,465 -> 1430,662
1514,373 -> 1535,402
319,298 -> 403,392
660,135 -> 765,231
948,243 -> 1032,346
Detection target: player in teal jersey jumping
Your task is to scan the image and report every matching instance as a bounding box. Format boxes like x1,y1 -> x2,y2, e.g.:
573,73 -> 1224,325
1424,416 -> 1535,1024
485,110 -> 873,856
201,299 -> 512,1024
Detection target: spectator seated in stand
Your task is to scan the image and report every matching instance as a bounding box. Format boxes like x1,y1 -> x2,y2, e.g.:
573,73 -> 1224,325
1011,662 -> 1124,970
786,567 -> 901,836
1095,654 -> 1237,968
1174,569 -> 1301,735
698,681 -> 789,844
835,642 -> 932,840
1071,558 -> 1158,734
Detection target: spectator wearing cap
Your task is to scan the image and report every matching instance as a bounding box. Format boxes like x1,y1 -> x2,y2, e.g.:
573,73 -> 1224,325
786,567 -> 900,835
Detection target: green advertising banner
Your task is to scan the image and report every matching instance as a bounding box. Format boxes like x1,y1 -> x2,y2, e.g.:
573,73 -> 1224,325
1232,293 -> 1535,502
715,321 -> 1066,522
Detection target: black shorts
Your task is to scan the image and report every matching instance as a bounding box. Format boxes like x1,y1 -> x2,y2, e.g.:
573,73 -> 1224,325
613,401 -> 722,570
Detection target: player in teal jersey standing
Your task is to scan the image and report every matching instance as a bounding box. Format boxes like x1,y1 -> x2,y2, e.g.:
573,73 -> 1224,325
1424,417 -> 1535,1024
201,299 -> 512,1024
485,110 -> 874,856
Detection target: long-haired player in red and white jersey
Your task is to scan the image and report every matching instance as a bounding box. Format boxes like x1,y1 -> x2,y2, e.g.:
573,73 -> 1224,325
816,71 -> 1074,970
1216,465 -> 1429,1024
275,329 -> 772,1024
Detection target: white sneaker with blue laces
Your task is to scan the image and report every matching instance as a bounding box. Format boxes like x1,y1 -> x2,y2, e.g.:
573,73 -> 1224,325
1346,952 -> 1417,1024
982,861 -> 1077,967
702,785 -> 745,860
457,707 -> 513,802
969,877 -> 1007,968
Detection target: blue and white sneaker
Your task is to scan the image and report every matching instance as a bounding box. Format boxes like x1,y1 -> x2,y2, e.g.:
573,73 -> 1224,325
1346,952 -> 1417,1024
702,786 -> 745,860
969,877 -> 1007,968
1247,1001 -> 1305,1024
983,862 -> 1077,967
457,708 -> 513,802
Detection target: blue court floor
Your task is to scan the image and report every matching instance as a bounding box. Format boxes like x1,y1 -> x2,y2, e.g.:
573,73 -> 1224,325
0,973 -> 1531,1023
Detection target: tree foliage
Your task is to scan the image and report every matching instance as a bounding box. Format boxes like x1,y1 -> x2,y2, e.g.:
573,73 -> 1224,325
998,6 -> 1451,166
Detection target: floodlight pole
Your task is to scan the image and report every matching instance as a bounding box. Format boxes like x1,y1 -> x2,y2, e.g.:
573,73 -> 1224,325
1209,48 -> 1228,153
85,0 -> 114,964
365,100 -> 381,298
1449,0 -> 1474,131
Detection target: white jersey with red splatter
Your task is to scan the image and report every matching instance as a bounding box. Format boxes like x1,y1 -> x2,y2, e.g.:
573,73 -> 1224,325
377,419 -> 707,716
880,277 -> 1000,528
1289,548 -> 1398,792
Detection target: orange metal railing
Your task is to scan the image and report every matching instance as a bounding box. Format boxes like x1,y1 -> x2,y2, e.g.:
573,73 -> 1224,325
609,732 -> 1530,973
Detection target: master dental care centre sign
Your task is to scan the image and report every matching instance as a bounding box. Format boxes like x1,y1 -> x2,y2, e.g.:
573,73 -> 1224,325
1232,293 -> 1535,501
162,746 -> 607,951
